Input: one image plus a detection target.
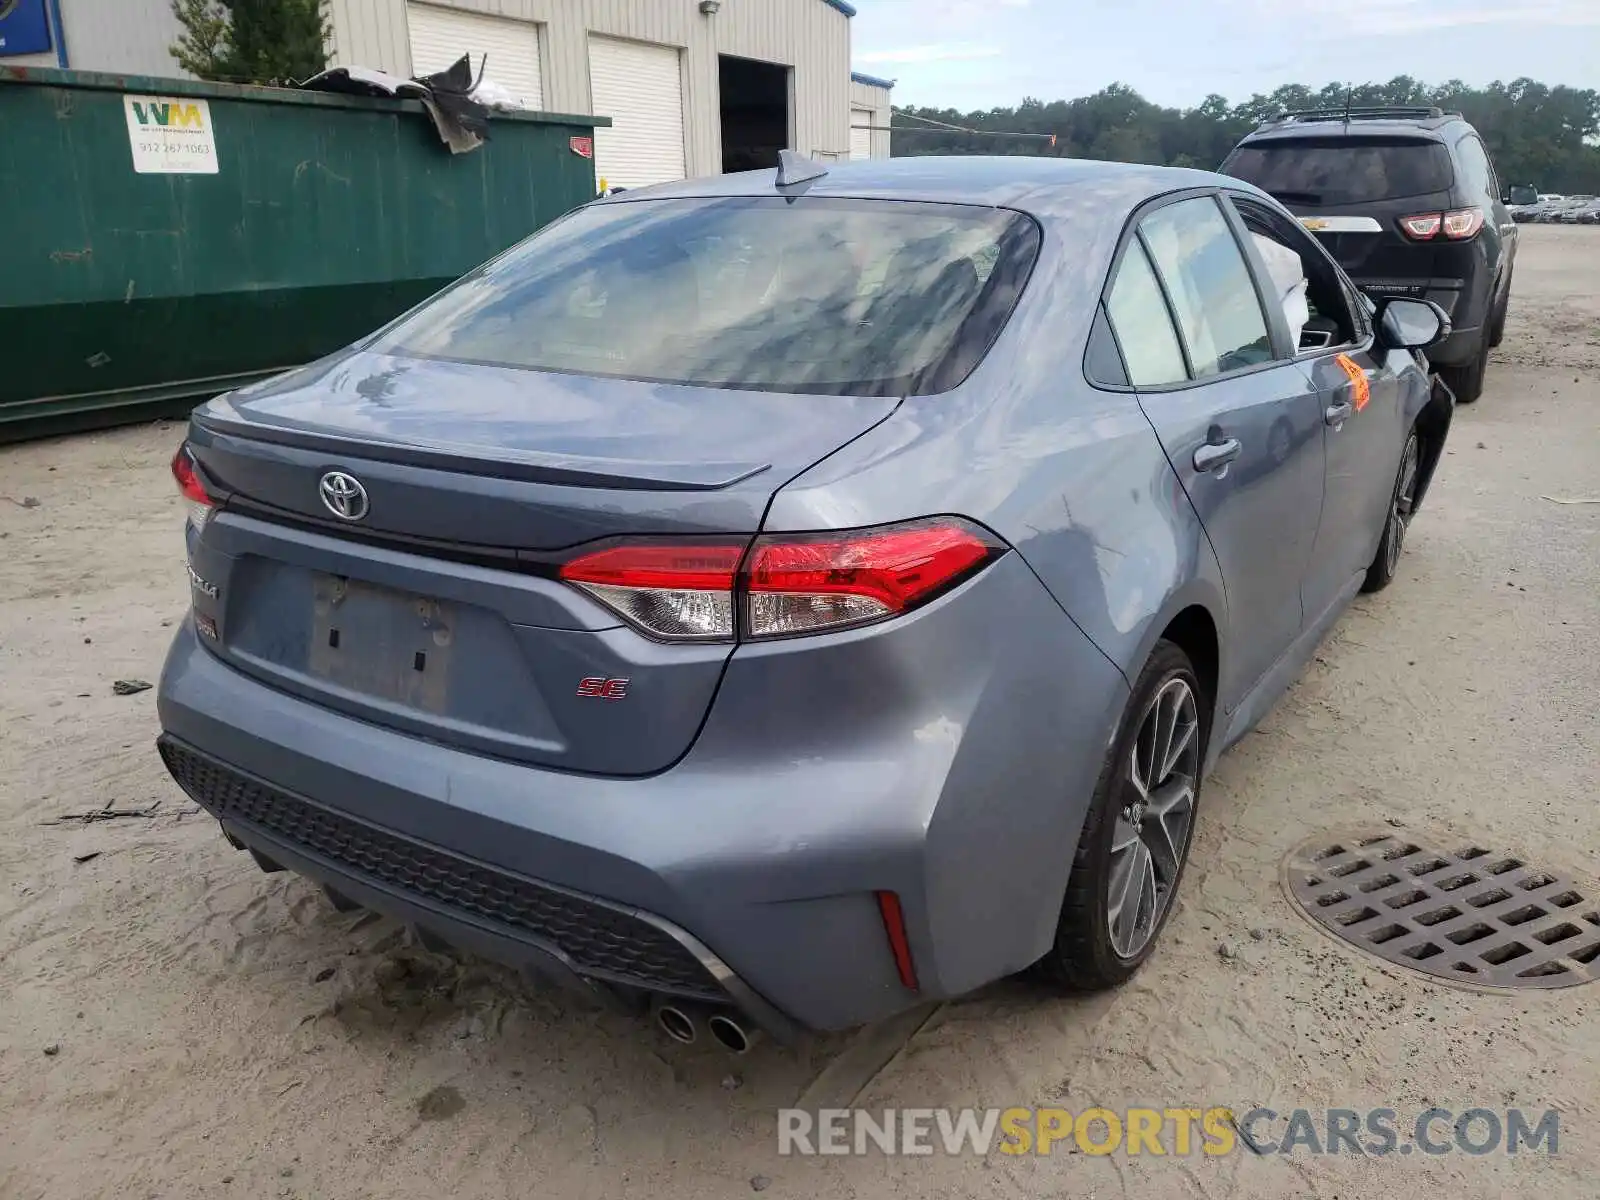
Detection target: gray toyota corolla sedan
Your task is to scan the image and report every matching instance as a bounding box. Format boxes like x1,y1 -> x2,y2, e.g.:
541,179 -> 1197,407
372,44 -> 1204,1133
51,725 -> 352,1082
157,154 -> 1453,1046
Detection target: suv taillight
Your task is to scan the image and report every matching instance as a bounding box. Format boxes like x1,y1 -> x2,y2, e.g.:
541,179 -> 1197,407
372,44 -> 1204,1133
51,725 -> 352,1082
1400,207 -> 1484,241
558,519 -> 1004,642
171,443 -> 216,530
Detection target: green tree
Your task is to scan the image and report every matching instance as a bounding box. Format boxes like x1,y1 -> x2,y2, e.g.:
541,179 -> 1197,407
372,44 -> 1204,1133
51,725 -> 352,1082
221,0 -> 329,83
170,0 -> 229,79
171,0 -> 329,84
891,77 -> 1600,194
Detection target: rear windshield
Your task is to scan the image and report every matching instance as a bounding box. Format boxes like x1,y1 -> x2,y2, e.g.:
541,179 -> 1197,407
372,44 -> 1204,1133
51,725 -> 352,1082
373,196 -> 1041,396
1223,138 -> 1455,206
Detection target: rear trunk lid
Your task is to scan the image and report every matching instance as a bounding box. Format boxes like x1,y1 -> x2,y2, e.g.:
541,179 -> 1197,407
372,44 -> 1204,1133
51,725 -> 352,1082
185,349 -> 898,775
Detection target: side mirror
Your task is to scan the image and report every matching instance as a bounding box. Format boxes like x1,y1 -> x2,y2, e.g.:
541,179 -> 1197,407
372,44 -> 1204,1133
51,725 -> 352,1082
1377,297 -> 1452,351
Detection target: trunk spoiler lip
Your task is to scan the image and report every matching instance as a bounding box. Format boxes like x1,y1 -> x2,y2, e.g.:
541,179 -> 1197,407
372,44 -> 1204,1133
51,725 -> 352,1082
189,406 -> 773,492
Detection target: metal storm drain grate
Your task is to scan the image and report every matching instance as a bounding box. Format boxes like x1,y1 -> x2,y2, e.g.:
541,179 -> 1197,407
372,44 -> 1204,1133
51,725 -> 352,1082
1284,832 -> 1600,989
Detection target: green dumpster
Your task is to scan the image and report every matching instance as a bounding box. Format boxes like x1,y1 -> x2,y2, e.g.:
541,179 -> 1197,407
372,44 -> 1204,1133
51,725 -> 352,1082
0,66 -> 605,443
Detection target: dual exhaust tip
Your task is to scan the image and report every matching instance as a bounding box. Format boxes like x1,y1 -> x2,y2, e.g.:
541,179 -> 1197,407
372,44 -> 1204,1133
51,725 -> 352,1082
655,1002 -> 757,1054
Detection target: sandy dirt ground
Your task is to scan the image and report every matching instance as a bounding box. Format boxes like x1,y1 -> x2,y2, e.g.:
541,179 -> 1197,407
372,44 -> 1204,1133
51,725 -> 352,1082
2,225 -> 1596,1200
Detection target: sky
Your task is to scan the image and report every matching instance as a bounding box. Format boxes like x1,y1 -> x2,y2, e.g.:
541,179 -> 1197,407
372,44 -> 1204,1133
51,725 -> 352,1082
849,0 -> 1600,111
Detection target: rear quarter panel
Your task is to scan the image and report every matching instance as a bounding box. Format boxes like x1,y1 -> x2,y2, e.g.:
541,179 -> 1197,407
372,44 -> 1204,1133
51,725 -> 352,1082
765,190 -> 1231,745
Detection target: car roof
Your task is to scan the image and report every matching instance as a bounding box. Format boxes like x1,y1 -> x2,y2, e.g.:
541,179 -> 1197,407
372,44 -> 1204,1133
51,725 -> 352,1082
596,155 -> 1263,219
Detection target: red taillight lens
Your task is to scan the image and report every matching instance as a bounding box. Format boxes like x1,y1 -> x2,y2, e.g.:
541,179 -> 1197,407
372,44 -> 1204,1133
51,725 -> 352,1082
1400,212 -> 1443,240
1442,206 -> 1484,239
171,444 -> 215,528
1401,208 -> 1482,241
559,541 -> 745,640
745,520 -> 996,638
557,519 -> 1001,642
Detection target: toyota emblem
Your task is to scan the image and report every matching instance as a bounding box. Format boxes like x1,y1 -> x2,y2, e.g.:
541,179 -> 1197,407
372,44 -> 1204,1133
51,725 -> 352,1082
318,471 -> 369,521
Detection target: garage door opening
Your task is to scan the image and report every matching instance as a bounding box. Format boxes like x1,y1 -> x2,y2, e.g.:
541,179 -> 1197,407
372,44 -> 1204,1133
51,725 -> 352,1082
719,55 -> 790,174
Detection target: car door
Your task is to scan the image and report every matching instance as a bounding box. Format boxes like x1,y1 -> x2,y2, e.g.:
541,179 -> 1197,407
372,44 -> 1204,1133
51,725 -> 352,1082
1225,194 -> 1409,624
1107,193 -> 1326,708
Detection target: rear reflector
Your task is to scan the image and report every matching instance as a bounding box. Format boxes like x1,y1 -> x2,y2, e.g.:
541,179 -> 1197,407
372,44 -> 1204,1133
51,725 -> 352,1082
876,890 -> 920,991
171,443 -> 215,530
558,519 -> 1002,643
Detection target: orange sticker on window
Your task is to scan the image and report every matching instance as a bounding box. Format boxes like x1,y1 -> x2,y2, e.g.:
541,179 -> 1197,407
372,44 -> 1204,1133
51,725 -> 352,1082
1335,353 -> 1371,412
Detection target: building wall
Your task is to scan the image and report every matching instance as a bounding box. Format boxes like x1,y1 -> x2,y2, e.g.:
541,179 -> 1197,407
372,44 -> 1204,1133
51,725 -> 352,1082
327,0 -> 853,175
849,75 -> 890,159
3,0 -> 185,75
13,0 -> 854,176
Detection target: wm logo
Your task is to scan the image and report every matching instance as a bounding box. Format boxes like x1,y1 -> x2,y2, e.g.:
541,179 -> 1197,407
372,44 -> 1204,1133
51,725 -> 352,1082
131,101 -> 205,129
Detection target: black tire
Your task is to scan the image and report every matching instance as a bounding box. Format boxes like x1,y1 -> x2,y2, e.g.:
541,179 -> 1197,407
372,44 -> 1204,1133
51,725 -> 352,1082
1037,640 -> 1207,991
1487,284 -> 1510,349
1362,430 -> 1421,594
1437,334 -> 1489,404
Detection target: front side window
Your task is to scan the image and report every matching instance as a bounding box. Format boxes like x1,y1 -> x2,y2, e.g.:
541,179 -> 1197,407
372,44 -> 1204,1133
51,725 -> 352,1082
1229,196 -> 1361,351
1140,197 -> 1275,377
371,196 -> 1041,397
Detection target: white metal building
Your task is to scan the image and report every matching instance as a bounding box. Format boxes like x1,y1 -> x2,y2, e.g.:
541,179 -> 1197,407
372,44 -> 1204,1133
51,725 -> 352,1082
3,0 -> 893,186
849,70 -> 892,160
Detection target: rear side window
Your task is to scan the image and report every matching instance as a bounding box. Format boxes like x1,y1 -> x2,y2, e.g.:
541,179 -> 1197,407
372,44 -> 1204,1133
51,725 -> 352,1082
373,196 -> 1041,397
1139,197 -> 1274,377
1223,137 -> 1455,205
1106,243 -> 1188,386
1455,135 -> 1497,202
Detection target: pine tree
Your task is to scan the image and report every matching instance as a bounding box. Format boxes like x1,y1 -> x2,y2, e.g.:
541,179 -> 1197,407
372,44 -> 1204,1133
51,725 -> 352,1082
169,0 -> 229,79
170,0 -> 329,85
219,0 -> 330,84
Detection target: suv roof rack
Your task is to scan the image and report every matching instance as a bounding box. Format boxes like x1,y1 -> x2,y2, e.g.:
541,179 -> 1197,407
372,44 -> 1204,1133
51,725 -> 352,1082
1261,105 -> 1461,128
1260,104 -> 1472,128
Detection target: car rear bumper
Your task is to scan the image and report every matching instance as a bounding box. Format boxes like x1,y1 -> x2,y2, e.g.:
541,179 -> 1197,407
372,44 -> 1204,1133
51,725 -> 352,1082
156,553 -> 1129,1032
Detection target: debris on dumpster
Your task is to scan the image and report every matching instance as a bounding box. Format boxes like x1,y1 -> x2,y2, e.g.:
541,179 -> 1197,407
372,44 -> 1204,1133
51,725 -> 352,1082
301,55 -> 492,154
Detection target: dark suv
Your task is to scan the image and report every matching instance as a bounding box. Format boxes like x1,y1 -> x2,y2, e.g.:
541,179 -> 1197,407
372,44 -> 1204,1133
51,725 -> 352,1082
1221,106 -> 1516,402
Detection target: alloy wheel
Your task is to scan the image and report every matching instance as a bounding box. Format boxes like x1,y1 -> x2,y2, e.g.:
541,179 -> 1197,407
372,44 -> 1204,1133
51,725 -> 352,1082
1385,436 -> 1421,577
1106,677 -> 1201,958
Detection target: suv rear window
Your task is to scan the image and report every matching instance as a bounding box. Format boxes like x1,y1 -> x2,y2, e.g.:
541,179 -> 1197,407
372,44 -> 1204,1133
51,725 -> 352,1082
374,196 -> 1041,397
1223,137 -> 1455,206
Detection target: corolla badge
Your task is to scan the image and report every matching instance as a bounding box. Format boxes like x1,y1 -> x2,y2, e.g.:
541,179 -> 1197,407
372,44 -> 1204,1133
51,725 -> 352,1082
187,565 -> 218,599
318,471 -> 369,521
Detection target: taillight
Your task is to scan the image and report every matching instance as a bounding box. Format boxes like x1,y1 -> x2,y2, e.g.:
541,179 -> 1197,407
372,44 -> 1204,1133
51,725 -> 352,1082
1442,206 -> 1485,239
745,520 -> 996,638
557,518 -> 1003,642
559,541 -> 745,640
1399,212 -> 1443,240
1400,207 -> 1483,241
170,443 -> 215,530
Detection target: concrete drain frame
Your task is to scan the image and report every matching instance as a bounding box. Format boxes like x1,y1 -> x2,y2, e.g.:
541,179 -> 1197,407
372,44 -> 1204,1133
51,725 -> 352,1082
1282,830 -> 1600,990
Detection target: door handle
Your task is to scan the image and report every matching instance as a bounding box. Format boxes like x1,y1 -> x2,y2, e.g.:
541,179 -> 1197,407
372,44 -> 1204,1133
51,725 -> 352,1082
1193,438 -> 1242,473
1325,400 -> 1353,426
